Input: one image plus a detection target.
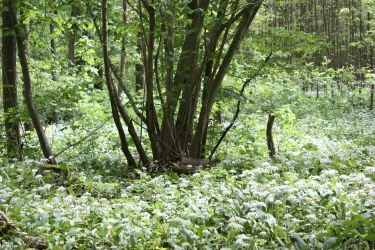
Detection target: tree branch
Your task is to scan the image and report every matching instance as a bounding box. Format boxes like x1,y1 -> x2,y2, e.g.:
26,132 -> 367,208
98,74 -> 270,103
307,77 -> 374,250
54,117 -> 111,158
209,52 -> 272,159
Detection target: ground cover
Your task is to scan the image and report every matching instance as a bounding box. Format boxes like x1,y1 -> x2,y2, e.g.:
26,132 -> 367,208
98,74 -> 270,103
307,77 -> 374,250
1,73 -> 375,249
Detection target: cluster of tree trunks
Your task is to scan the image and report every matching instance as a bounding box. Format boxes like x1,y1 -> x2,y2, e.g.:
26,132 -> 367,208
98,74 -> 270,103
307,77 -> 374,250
2,0 -> 265,170
98,0 -> 265,167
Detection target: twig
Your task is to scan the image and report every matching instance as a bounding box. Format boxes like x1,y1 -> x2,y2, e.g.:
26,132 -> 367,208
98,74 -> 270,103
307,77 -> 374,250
87,5 -> 147,124
209,51 -> 273,159
0,211 -> 10,225
54,117 -> 111,157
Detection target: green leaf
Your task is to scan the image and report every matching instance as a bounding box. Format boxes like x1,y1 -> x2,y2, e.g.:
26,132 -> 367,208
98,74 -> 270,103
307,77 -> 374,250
171,172 -> 179,180
227,229 -> 239,240
289,235 -> 306,250
323,237 -> 338,249
274,225 -> 286,238
365,234 -> 375,241
129,234 -> 137,248
64,238 -> 75,250
197,225 -> 206,239
342,219 -> 358,227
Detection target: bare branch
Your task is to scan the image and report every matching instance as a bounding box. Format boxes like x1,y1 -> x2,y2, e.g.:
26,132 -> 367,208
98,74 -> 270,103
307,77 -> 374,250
54,117 -> 111,158
209,52 -> 272,159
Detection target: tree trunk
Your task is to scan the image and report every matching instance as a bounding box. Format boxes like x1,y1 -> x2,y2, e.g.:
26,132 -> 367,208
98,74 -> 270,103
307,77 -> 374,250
20,9 -> 33,131
267,115 -> 276,157
135,32 -> 146,91
8,0 -> 56,164
142,0 -> 161,159
68,3 -> 80,66
370,85 -> 374,111
102,0 -> 137,167
191,1 -> 262,158
50,0 -> 57,81
88,6 -> 149,165
159,0 -> 176,161
118,0 -> 127,94
2,0 -> 21,160
97,0 -> 265,168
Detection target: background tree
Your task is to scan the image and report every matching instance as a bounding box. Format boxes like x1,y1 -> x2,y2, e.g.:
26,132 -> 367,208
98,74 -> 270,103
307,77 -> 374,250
2,0 -> 21,160
8,0 -> 56,164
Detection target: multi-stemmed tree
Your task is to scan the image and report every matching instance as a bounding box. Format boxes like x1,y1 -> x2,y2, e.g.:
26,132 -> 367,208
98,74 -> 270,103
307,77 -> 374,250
97,0 -> 264,169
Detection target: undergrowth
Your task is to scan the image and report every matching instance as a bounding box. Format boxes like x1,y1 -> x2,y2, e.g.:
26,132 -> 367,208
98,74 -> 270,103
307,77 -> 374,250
1,71 -> 375,249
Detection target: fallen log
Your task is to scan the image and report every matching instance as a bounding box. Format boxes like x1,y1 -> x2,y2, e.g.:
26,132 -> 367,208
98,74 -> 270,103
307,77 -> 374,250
0,211 -> 47,249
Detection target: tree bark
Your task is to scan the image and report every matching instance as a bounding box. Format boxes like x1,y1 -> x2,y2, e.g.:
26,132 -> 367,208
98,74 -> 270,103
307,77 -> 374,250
267,115 -> 276,157
370,85 -> 374,111
8,0 -> 56,164
102,0 -> 137,167
20,9 -> 33,131
159,0 -> 177,161
88,6 -> 149,165
135,32 -> 146,91
172,0 -> 210,156
118,0 -> 128,94
2,0 -> 21,160
68,3 -> 80,66
50,0 -> 57,81
142,0 -> 160,159
191,1 -> 262,158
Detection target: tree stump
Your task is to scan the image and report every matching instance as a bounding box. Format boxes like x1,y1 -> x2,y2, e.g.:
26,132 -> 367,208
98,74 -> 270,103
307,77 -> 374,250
267,115 -> 276,157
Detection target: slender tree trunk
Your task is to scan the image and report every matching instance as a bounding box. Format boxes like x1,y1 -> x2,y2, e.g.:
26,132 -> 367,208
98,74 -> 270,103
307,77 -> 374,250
50,0 -> 57,81
135,32 -> 146,91
88,6 -> 149,165
159,0 -> 176,160
68,4 -> 80,66
267,115 -> 276,157
20,10 -> 34,131
191,1 -> 262,158
142,0 -> 160,159
370,85 -> 374,111
2,0 -> 21,160
118,0 -> 127,94
173,0 -> 210,156
8,0 -> 56,164
102,0 -> 137,167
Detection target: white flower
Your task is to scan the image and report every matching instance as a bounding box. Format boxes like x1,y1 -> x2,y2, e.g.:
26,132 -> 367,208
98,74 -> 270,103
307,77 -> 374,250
306,214 -> 317,223
365,167 -> 375,174
327,214 -> 336,220
93,175 -> 102,181
44,184 -> 52,190
287,195 -> 297,203
284,214 -> 293,219
274,200 -> 283,206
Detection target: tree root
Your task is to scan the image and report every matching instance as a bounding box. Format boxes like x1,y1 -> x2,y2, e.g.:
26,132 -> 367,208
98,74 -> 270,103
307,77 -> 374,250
166,157 -> 216,174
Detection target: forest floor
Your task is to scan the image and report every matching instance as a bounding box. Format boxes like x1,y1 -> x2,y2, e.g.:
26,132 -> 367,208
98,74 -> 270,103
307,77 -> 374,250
1,74 -> 375,249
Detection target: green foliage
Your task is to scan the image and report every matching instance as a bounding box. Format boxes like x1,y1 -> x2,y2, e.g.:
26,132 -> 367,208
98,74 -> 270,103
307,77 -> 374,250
1,0 -> 375,248
2,68 -> 375,249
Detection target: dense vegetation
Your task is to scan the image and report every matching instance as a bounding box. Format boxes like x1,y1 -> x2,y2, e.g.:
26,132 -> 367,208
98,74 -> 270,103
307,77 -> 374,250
1,0 -> 375,249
